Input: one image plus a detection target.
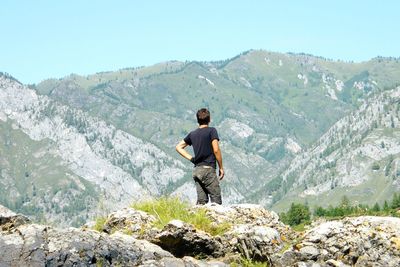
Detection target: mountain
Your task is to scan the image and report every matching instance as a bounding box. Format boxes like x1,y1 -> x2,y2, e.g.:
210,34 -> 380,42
262,85 -> 400,210
1,50 -> 400,225
0,74 -> 186,226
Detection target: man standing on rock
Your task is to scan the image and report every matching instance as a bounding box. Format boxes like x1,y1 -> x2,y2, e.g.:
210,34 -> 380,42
176,108 -> 224,205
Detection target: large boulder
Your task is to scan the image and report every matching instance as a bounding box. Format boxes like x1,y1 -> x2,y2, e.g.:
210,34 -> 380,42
224,224 -> 282,262
0,223 -> 228,266
141,256 -> 228,267
276,216 -> 400,267
150,204 -> 291,261
100,207 -> 159,240
155,220 -> 225,258
0,204 -> 30,231
192,204 -> 296,240
0,223 -> 174,266
191,204 -> 281,226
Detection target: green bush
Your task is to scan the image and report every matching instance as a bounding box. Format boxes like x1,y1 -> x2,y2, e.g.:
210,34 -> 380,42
371,162 -> 380,171
280,203 -> 310,226
132,197 -> 231,236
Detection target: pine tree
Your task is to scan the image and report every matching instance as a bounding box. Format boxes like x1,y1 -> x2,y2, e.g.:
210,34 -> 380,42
372,202 -> 380,212
383,200 -> 390,211
285,203 -> 311,226
391,193 -> 400,209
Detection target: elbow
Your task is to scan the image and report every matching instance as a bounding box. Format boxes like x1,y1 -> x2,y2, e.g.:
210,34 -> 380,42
176,144 -> 184,153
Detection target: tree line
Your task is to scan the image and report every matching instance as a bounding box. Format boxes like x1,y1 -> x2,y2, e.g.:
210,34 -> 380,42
280,193 -> 400,226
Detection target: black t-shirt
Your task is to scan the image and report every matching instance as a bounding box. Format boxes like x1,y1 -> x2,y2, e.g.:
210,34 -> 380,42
184,127 -> 219,168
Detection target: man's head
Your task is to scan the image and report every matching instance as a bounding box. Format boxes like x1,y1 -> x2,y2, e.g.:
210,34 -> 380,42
196,108 -> 210,125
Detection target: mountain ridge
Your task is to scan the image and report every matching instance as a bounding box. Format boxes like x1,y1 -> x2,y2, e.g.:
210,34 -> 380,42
1,50 -> 400,225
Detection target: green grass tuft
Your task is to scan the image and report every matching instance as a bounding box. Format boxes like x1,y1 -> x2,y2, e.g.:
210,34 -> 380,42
93,216 -> 107,232
231,257 -> 269,267
131,197 -> 231,236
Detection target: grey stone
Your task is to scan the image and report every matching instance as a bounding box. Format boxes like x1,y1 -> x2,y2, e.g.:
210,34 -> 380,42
101,207 -> 158,239
0,223 -> 173,266
299,246 -> 320,260
282,216 -> 400,266
155,220 -> 224,258
0,204 -> 30,231
225,224 -> 282,261
326,259 -> 351,267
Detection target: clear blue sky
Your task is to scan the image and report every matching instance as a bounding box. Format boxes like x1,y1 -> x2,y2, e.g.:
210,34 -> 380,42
1,0 -> 399,84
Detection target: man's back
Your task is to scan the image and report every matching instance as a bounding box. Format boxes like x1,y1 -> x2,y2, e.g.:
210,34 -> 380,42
184,127 -> 219,168
175,108 -> 224,205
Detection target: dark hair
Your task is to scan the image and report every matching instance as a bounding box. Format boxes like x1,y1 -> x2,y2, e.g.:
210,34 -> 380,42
196,108 -> 210,125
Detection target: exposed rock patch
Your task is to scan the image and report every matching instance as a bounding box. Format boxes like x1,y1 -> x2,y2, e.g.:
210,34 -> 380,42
3,204 -> 400,266
0,204 -> 30,231
0,205 -> 227,266
100,207 -> 158,240
276,216 -> 400,267
155,220 -> 225,258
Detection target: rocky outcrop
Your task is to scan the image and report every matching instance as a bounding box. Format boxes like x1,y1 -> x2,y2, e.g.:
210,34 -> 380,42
100,203 -> 295,263
3,203 -> 400,266
0,205 -> 227,266
0,224 -> 174,266
100,207 -> 158,239
0,204 -> 30,231
194,204 -> 294,261
226,224 -> 281,262
276,216 -> 400,267
155,220 -> 225,258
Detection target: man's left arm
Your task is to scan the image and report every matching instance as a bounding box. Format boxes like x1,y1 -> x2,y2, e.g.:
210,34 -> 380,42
176,140 -> 194,162
212,139 -> 224,180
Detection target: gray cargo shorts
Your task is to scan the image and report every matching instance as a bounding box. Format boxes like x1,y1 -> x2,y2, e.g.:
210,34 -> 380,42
192,165 -> 222,205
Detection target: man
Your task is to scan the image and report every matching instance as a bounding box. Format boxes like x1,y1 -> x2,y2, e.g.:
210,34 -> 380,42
175,108 -> 224,205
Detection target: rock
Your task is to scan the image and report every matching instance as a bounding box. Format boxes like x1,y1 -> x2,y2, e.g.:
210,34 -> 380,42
299,246 -> 320,260
5,201 -> 400,267
182,256 -> 228,267
224,224 -> 282,261
275,250 -> 302,267
295,262 -> 322,267
192,204 -> 281,226
101,207 -> 158,239
140,256 -> 229,267
194,203 -> 297,239
0,204 -> 30,231
155,220 -> 224,258
280,216 -> 400,266
325,259 -> 351,267
0,223 -> 175,266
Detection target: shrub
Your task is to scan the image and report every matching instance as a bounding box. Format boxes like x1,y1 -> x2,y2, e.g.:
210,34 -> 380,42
280,203 -> 310,226
371,162 -> 380,171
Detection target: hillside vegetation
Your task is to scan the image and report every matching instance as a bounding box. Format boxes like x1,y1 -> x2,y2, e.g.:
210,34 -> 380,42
1,51 -> 400,225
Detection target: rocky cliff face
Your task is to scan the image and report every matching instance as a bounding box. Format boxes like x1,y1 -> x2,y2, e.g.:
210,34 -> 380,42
2,203 -> 400,266
266,86 -> 400,210
0,75 -> 186,226
277,216 -> 400,266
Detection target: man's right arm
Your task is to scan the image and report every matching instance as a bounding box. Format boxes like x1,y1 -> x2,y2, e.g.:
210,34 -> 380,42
212,139 -> 224,180
175,140 -> 194,162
